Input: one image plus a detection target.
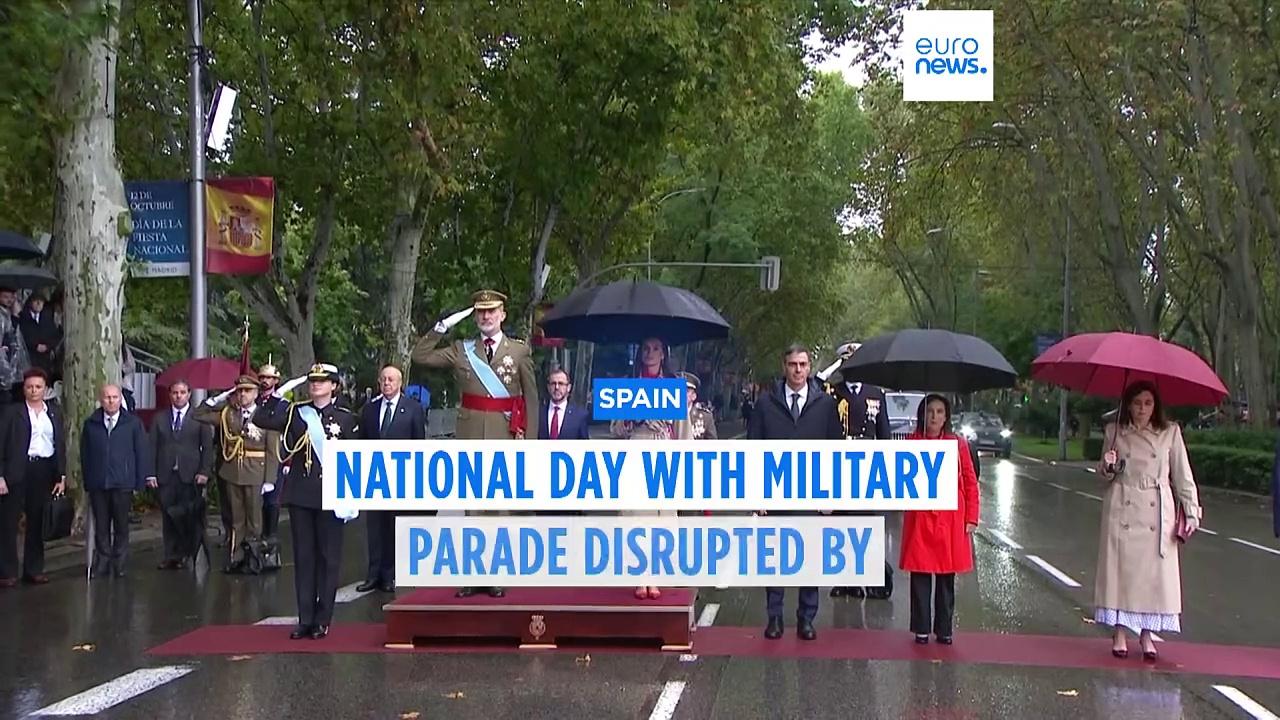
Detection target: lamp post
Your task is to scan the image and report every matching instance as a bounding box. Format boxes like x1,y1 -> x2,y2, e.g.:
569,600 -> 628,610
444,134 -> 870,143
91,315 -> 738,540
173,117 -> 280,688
992,121 -> 1070,460
188,0 -> 207,364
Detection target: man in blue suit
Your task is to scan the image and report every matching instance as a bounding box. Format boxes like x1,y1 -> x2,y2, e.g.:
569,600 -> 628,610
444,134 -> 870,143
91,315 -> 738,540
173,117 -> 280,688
356,364 -> 426,592
537,368 -> 589,440
81,383 -> 153,578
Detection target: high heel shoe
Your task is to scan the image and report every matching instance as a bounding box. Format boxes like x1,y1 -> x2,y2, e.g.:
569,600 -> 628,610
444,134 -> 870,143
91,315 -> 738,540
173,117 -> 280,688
1142,649 -> 1158,662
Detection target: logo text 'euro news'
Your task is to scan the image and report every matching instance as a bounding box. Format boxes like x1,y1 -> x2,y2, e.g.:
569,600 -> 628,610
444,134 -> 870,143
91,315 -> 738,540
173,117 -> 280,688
902,10 -> 993,102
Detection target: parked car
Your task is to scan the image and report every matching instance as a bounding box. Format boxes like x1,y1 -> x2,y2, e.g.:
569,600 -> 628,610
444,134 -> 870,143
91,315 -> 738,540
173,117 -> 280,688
885,391 -> 927,440
957,411 -> 1013,458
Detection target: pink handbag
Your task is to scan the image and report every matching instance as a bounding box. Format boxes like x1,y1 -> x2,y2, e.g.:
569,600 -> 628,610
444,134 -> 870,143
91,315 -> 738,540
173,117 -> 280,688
1174,505 -> 1196,542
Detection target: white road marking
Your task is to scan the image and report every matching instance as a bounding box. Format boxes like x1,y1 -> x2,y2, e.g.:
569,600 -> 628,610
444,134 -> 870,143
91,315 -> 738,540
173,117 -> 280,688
32,666 -> 196,716
1025,555 -> 1082,588
696,603 -> 720,627
1198,528 -> 1218,536
254,616 -> 299,625
1085,467 -> 1097,474
1213,685 -> 1280,720
648,681 -> 687,720
988,529 -> 1023,550
1048,482 -> 1069,491
1014,453 -> 1045,464
679,654 -> 698,662
1075,491 -> 1103,501
1230,538 -> 1280,556
334,582 -> 373,603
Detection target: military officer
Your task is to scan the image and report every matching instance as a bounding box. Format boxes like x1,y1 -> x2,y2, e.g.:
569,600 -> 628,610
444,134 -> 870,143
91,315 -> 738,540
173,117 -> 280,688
679,372 -> 718,440
411,289 -> 538,598
194,374 -> 281,572
257,363 -> 287,541
819,342 -> 895,600
253,363 -> 359,641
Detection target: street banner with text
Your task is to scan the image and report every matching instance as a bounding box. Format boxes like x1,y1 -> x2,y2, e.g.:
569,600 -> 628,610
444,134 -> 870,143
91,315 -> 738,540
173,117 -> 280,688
125,180 -> 190,277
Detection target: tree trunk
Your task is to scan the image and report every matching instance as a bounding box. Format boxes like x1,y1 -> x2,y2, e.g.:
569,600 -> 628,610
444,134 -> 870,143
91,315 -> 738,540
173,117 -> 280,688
384,184 -> 428,371
522,200 -> 560,337
53,0 -> 128,529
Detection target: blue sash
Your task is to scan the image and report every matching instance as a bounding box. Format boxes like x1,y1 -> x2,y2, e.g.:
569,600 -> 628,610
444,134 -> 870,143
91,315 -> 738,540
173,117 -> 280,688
298,405 -> 357,522
463,339 -> 510,399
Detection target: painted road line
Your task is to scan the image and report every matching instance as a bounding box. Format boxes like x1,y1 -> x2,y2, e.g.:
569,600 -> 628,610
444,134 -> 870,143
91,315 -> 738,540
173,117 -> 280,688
1085,467 -> 1097,474
32,666 -> 196,716
1026,555 -> 1083,588
1199,528 -> 1218,536
334,582 -> 373,603
988,529 -> 1023,550
697,603 -> 720,627
1230,538 -> 1280,556
1014,453 -> 1045,464
1075,491 -> 1103,501
648,681 -> 687,720
254,616 -> 299,625
1213,685 -> 1280,720
1047,482 -> 1069,491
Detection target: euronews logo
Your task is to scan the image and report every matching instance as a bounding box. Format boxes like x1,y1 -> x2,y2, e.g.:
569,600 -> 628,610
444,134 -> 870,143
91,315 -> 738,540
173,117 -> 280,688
902,10 -> 993,102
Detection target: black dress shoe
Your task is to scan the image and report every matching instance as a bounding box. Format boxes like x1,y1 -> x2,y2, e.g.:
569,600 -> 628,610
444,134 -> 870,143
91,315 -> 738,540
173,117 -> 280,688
830,587 -> 847,598
936,635 -> 953,645
378,581 -> 395,593
797,620 -> 817,641
915,634 -> 930,644
113,569 -> 127,578
290,625 -> 313,640
310,625 -> 329,640
355,580 -> 379,593
455,587 -> 475,598
487,587 -> 505,598
850,587 -> 866,598
764,617 -> 784,640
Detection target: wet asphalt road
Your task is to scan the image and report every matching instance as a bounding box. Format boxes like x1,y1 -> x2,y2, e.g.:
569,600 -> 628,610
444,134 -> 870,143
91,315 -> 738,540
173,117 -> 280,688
1,455 -> 1278,719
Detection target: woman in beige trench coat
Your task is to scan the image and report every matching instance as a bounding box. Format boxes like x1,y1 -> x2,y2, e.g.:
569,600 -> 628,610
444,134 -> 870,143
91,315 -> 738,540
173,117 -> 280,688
1095,381 -> 1202,661
610,337 -> 690,600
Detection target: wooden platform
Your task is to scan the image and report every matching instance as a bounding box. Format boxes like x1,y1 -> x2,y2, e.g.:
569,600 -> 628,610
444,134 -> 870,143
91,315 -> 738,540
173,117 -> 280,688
383,587 -> 697,651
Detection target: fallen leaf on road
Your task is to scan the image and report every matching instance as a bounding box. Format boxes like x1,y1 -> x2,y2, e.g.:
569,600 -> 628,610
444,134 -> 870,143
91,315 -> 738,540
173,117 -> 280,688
1081,617 -> 1096,624
72,644 -> 95,652
400,713 -> 420,719
1057,690 -> 1079,697
229,655 -> 254,662
443,692 -> 465,700
575,654 -> 591,666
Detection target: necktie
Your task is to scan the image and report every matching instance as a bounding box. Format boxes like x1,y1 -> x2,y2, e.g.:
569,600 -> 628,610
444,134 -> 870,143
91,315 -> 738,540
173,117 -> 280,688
790,392 -> 801,420
380,398 -> 395,436
106,415 -> 116,434
484,337 -> 495,362
173,409 -> 183,432
550,405 -> 561,439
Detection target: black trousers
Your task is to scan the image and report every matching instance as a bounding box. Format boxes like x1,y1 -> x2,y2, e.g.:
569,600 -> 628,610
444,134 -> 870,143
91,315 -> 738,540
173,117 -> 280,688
364,510 -> 397,585
89,488 -> 133,574
0,458 -> 56,579
909,572 -> 956,637
262,484 -> 280,538
833,510 -> 893,592
215,474 -> 234,542
289,506 -> 344,627
158,473 -> 200,563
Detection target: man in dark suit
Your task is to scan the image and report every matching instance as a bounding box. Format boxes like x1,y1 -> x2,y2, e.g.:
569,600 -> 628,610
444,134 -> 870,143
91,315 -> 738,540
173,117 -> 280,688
537,368 -> 589,440
0,368 -> 66,586
145,380 -> 214,570
17,293 -> 59,374
81,383 -> 153,578
748,344 -> 843,642
356,364 -> 425,593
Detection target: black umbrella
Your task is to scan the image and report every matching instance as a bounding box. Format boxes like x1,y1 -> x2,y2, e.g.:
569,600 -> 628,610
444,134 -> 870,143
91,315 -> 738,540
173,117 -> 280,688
539,278 -> 730,346
0,230 -> 44,260
838,328 -> 1017,393
0,264 -> 57,289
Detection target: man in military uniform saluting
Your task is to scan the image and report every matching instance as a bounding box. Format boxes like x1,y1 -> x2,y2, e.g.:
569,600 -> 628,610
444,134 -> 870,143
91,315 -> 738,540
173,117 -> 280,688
679,372 -> 717,440
819,342 -> 894,599
194,374 -> 280,572
411,289 -> 538,598
253,363 -> 359,640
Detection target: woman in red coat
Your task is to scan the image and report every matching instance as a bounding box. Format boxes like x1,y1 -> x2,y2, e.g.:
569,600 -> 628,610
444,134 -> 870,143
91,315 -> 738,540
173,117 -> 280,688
899,393 -> 979,645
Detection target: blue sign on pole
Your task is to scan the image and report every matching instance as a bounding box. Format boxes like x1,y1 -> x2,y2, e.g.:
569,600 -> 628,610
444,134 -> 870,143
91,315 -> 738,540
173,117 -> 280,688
125,180 -> 190,277
1034,333 -> 1062,358
591,377 -> 687,421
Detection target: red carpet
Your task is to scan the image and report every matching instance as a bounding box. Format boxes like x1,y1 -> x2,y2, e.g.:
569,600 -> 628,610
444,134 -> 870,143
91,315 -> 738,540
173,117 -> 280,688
386,587 -> 696,609
147,623 -> 1280,680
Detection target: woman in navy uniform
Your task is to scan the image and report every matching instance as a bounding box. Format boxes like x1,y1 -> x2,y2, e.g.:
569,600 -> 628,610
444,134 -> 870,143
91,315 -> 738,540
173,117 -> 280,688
253,363 -> 359,640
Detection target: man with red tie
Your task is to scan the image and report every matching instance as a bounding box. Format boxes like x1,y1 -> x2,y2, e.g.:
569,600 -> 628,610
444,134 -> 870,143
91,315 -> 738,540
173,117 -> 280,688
538,368 -> 589,440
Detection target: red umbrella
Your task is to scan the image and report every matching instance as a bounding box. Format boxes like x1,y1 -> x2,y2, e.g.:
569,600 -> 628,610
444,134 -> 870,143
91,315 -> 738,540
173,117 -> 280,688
1030,332 -> 1229,406
156,357 -> 243,391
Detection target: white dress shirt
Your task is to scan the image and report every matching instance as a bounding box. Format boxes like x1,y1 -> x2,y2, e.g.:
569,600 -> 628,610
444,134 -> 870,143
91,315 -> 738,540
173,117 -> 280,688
27,403 -> 54,458
785,383 -> 809,411
481,331 -> 505,356
380,393 -> 401,427
846,381 -> 862,396
104,411 -> 120,432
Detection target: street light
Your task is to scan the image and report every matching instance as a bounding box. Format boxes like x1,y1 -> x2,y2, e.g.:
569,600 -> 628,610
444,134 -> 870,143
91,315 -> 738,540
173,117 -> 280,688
991,120 -> 1071,460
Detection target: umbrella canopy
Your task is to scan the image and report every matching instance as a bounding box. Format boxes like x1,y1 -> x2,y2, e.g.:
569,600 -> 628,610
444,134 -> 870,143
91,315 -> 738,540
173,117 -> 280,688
157,357 -> 243,391
0,230 -> 44,260
1030,332 -> 1228,406
538,279 -> 730,346
0,263 -> 56,289
838,328 -> 1017,393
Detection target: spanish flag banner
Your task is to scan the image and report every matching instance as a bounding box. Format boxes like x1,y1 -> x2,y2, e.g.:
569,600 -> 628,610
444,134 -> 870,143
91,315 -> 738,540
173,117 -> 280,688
205,177 -> 274,275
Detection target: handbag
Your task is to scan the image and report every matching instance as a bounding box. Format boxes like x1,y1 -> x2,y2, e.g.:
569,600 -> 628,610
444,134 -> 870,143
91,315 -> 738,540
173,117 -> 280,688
43,492 -> 73,542
1174,504 -> 1196,543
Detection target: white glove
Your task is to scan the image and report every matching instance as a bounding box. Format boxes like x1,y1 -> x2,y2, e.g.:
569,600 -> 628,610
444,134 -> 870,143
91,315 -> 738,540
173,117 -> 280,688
433,306 -> 474,334
261,482 -> 275,495
204,387 -> 235,406
278,375 -> 306,395
334,508 -> 359,523
816,357 -> 843,382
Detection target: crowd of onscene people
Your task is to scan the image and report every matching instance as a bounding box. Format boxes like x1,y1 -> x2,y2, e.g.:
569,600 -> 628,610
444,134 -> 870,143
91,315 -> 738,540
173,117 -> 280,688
0,286 -> 1205,661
